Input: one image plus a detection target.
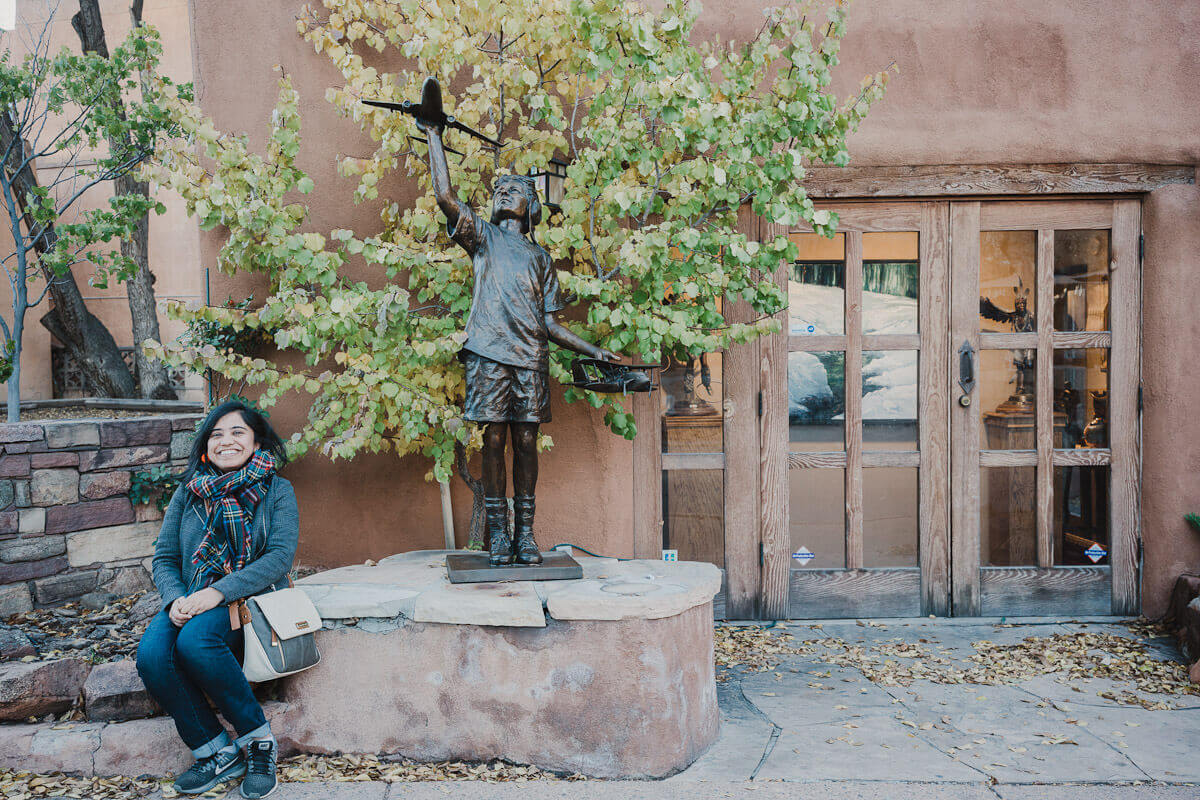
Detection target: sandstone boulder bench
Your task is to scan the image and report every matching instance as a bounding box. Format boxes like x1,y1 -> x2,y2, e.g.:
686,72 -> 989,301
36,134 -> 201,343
281,550 -> 723,778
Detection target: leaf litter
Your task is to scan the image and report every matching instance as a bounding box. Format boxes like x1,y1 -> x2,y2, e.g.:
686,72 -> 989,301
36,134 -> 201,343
2,592 -> 151,664
1,756 -> 582,800
713,620 -> 1198,709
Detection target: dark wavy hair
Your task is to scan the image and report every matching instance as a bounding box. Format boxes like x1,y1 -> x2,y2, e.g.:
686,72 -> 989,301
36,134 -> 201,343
184,399 -> 288,481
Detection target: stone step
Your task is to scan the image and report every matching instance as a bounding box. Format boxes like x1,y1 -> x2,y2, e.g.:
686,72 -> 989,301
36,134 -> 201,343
82,659 -> 160,722
0,700 -> 290,776
0,658 -> 91,721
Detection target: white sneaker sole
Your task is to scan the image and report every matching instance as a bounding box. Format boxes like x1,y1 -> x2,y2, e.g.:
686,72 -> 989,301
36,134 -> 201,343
177,761 -> 246,795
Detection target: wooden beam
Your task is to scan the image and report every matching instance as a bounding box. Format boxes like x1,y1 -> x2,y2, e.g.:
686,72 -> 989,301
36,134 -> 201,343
805,163 -> 1194,199
631,389 -> 662,559
1052,448 -> 1112,466
1109,199 -> 1142,615
980,332 -> 1038,350
843,232 -> 864,570
789,451 -> 846,469
1036,229 -> 1055,569
980,566 -> 1112,617
1053,332 -> 1111,349
949,202 -> 982,615
980,449 -> 1038,467
722,233 -> 761,618
863,450 -> 920,468
790,334 -> 846,352
789,569 -> 922,618
918,201 -> 951,617
662,452 -> 725,470
863,333 -> 920,350
759,222 -> 791,620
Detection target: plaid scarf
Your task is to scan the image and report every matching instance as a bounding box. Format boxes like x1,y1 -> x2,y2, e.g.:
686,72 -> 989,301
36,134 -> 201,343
186,448 -> 277,591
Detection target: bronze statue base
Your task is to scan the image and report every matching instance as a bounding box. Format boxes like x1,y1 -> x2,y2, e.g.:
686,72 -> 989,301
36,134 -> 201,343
446,551 -> 583,584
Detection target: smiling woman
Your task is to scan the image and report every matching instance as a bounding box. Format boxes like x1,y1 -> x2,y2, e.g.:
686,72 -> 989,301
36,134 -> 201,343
135,399 -> 296,798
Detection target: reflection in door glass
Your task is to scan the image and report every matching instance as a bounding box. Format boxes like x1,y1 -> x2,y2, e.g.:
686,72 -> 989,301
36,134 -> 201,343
864,467 -> 918,568
790,233 -> 844,335
980,231 -> 1037,333
1054,466 -> 1109,566
981,350 -> 1036,450
1054,230 -> 1111,331
789,351 -> 845,451
789,468 -> 845,569
660,352 -> 723,453
863,351 -> 918,450
981,466 -> 1037,566
863,232 -> 919,335
662,469 -> 725,568
1054,348 -> 1109,449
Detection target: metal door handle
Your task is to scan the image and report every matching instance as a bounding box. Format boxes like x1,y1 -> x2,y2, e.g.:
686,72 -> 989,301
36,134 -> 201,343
958,340 -> 975,407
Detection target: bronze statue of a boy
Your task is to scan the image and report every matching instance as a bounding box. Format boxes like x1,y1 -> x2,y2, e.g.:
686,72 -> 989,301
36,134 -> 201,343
419,118 -> 619,567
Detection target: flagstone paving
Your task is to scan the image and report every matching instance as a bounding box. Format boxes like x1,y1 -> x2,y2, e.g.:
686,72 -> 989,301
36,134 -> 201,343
671,617 -> 1199,794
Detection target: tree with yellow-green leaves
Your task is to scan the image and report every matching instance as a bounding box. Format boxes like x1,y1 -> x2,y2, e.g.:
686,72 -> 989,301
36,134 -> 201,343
144,0 -> 891,542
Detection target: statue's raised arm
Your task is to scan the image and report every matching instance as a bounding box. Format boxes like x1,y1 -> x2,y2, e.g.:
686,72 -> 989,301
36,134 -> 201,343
418,119 -> 468,242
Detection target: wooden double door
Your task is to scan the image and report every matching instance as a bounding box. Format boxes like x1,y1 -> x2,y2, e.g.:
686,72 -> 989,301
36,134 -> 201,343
778,199 -> 1141,617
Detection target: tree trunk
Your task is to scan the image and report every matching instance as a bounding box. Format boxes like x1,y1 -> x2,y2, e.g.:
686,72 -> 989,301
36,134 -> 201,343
73,0 -> 176,399
0,114 -> 138,398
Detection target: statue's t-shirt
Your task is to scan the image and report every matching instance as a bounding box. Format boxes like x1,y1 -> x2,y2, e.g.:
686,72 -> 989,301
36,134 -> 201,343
450,205 -> 564,373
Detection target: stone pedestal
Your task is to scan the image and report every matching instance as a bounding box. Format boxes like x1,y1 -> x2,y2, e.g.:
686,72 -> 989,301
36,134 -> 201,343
282,551 -> 722,778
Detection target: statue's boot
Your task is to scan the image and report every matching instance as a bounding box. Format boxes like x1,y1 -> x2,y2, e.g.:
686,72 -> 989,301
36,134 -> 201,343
513,494 -> 542,565
486,497 -> 513,566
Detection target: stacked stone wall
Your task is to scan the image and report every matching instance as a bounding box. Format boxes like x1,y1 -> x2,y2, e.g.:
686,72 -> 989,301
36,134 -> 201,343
0,415 -> 200,614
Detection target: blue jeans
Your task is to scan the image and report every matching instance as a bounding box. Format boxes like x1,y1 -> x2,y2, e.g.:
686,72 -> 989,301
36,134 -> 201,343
136,606 -> 271,758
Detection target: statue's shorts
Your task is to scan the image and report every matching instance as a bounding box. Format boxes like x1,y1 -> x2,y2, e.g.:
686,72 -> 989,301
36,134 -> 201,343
461,351 -> 551,424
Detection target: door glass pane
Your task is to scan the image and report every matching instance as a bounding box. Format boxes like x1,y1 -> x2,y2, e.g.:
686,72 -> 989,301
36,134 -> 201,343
661,352 -> 723,452
981,350 -> 1036,450
1054,348 -> 1109,449
863,232 -> 919,334
789,350 -> 845,451
1054,230 -> 1111,332
789,469 -> 845,568
864,467 -> 918,567
662,469 -> 725,568
981,466 -> 1037,566
863,350 -> 918,450
1054,465 -> 1110,566
790,232 -> 844,335
980,231 -> 1037,333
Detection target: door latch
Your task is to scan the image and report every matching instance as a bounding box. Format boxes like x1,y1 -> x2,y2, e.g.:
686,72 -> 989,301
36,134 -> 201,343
957,340 -> 976,407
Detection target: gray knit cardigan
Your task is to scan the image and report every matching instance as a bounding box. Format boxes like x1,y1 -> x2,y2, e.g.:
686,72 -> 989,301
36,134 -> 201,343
150,476 -> 299,612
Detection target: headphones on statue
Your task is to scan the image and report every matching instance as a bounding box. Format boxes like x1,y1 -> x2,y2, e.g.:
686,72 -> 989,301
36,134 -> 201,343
491,174 -> 541,239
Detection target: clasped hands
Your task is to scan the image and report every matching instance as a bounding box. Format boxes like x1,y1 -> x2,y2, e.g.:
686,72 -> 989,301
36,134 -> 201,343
169,586 -> 226,627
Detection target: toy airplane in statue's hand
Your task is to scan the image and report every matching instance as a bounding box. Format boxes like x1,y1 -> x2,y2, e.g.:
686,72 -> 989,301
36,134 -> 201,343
570,358 -> 656,395
362,76 -> 502,151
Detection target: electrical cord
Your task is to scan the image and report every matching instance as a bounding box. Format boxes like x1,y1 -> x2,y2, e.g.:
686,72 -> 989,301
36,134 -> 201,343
548,542 -> 633,561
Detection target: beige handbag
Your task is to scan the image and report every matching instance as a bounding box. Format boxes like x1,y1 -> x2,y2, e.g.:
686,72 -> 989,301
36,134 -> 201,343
232,587 -> 323,683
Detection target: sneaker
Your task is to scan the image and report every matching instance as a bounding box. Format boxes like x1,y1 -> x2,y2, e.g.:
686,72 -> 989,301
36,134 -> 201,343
175,747 -> 245,794
240,739 -> 278,799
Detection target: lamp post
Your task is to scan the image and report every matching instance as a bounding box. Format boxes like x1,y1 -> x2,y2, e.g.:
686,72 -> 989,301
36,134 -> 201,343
530,157 -> 568,213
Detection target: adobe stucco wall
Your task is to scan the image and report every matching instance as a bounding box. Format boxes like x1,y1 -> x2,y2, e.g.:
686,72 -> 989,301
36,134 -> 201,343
186,1 -> 1200,614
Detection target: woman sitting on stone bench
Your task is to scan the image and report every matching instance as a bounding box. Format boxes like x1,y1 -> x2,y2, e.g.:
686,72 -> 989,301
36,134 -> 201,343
136,399 -> 297,799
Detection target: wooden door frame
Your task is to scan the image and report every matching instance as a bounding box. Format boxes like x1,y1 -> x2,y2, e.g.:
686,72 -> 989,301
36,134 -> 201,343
948,198 -> 1142,616
766,202 -> 950,618
631,170 -> 1150,620
630,207 -> 764,619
